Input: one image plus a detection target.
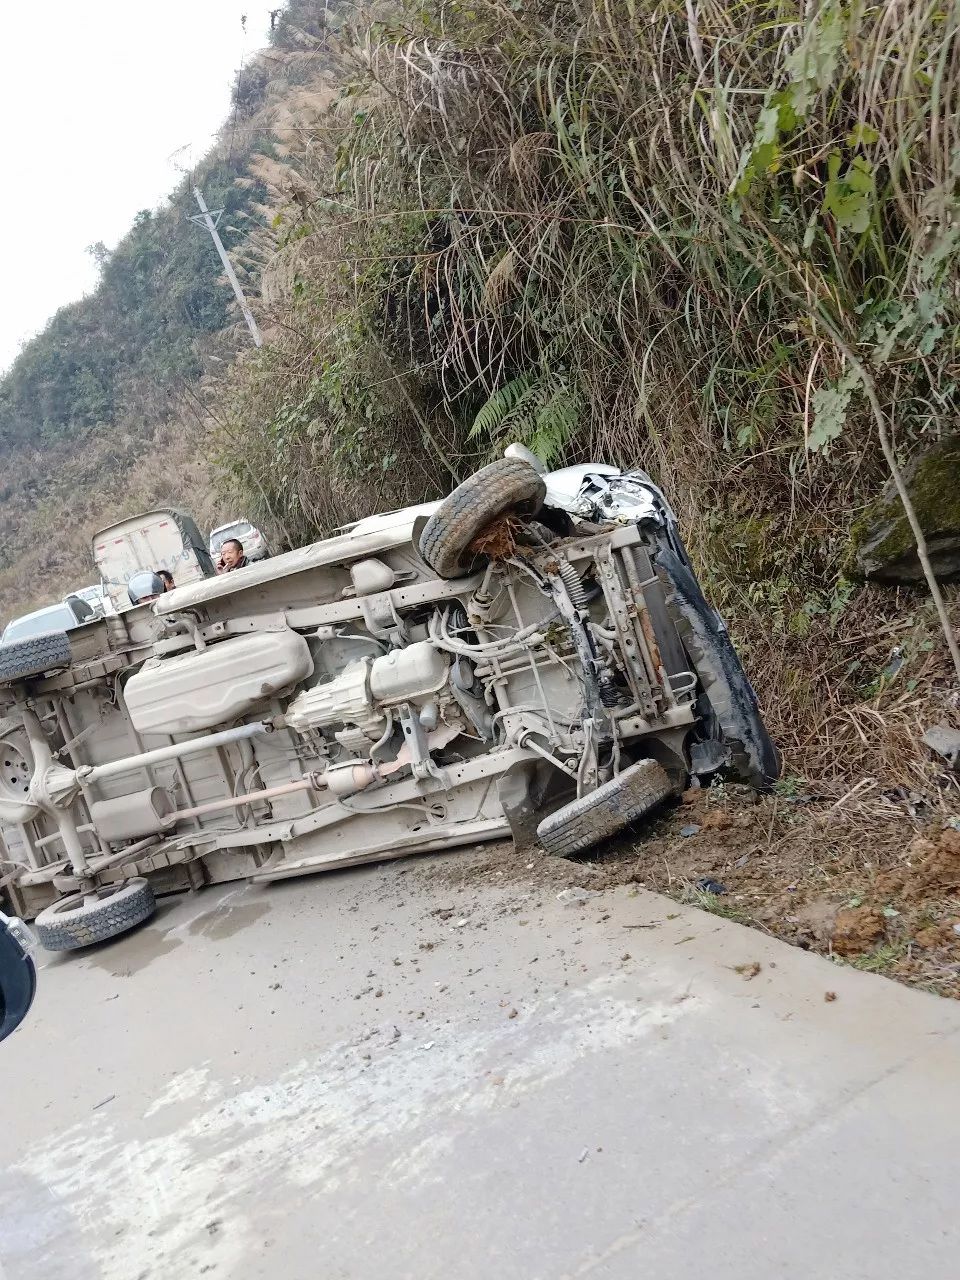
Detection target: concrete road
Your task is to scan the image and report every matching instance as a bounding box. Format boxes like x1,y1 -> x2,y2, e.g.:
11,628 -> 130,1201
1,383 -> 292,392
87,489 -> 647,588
2,855 -> 959,1280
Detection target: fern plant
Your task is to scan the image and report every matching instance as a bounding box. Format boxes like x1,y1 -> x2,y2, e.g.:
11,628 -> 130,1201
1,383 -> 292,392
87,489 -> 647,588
469,359 -> 582,466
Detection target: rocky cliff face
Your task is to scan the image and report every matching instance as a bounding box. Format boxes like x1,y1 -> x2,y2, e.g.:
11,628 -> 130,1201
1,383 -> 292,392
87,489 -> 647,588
850,435 -> 960,584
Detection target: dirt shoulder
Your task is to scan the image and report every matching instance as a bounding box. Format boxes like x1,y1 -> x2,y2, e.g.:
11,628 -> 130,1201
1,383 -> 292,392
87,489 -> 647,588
415,784 -> 960,999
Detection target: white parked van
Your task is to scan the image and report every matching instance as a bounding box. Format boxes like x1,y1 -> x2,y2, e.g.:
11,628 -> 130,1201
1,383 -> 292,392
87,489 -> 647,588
1,598 -> 94,645
67,584 -> 114,617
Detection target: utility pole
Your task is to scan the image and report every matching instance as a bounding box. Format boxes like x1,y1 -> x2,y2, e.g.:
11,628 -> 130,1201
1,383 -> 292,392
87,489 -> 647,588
188,187 -> 262,348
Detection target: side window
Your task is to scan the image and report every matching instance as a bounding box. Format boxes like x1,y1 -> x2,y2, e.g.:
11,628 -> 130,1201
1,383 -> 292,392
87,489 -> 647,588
66,596 -> 95,625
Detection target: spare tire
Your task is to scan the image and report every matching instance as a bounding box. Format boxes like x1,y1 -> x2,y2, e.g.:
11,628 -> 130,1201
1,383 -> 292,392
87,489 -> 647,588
34,878 -> 156,952
419,458 -> 546,579
0,632 -> 72,684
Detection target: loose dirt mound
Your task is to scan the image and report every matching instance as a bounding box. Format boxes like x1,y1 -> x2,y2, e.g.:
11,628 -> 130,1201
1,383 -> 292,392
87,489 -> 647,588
414,785 -> 960,998
876,828 -> 960,902
830,908 -> 885,957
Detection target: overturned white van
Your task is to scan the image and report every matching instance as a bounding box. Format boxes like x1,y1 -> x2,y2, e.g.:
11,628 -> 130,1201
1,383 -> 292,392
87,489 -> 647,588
0,452 -> 777,950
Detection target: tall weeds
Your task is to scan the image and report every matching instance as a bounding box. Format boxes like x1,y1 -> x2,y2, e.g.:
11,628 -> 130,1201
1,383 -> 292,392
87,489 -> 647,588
216,0 -> 960,789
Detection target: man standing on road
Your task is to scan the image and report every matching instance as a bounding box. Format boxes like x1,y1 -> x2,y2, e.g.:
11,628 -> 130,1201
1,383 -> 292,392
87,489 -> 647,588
217,538 -> 249,573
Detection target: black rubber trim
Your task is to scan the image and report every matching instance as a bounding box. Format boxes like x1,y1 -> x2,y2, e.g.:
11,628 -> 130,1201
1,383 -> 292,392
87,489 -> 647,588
654,544 -> 780,788
0,920 -> 37,1042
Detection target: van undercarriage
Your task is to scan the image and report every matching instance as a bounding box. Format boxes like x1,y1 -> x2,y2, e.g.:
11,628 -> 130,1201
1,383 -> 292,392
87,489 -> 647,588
0,454 -> 777,949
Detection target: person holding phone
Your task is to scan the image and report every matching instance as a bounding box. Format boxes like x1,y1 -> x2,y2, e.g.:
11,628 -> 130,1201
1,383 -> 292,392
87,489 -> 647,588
217,538 -> 249,573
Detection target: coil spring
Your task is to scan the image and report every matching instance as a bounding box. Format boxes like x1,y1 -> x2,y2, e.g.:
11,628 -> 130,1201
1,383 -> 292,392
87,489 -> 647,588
557,558 -> 589,610
597,675 -> 620,708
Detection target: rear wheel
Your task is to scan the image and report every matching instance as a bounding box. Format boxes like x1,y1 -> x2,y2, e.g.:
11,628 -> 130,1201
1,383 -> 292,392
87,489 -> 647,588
34,879 -> 156,952
0,722 -> 39,825
419,459 -> 546,579
537,759 -> 675,857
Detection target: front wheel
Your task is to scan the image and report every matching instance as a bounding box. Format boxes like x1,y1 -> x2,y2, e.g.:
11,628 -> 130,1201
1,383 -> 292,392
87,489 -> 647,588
419,459 -> 546,579
537,759 -> 675,857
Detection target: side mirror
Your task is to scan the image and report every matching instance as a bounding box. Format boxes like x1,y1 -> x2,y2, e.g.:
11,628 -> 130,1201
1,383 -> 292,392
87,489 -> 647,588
0,913 -> 37,1043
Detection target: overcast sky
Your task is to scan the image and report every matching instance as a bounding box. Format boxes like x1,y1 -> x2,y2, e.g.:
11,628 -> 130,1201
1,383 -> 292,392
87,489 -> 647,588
0,0 -> 279,373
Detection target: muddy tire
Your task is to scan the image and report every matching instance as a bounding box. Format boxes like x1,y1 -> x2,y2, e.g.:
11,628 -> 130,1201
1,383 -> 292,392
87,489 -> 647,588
654,543 -> 780,789
419,459 -> 546,579
34,878 -> 156,952
537,759 -> 675,857
0,632 -> 72,684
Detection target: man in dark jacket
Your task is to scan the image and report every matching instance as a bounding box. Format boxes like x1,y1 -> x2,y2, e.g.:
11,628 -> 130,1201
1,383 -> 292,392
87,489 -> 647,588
218,538 -> 249,573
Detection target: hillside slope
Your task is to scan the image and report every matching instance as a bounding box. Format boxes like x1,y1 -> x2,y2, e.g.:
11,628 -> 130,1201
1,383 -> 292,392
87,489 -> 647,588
207,0 -> 959,797
0,4 -> 327,619
0,0 -> 956,807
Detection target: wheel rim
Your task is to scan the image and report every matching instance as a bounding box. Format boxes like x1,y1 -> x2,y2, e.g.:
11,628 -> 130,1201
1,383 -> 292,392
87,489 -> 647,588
49,883 -> 135,917
0,739 -> 31,804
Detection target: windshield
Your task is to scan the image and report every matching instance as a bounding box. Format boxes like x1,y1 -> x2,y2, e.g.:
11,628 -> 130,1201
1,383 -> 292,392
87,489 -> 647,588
211,522 -> 254,552
2,605 -> 77,643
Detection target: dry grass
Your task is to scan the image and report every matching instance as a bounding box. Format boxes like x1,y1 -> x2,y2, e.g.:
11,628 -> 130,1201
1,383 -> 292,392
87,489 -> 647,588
0,410 -> 221,621
207,0 -> 960,796
725,585 -> 960,790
